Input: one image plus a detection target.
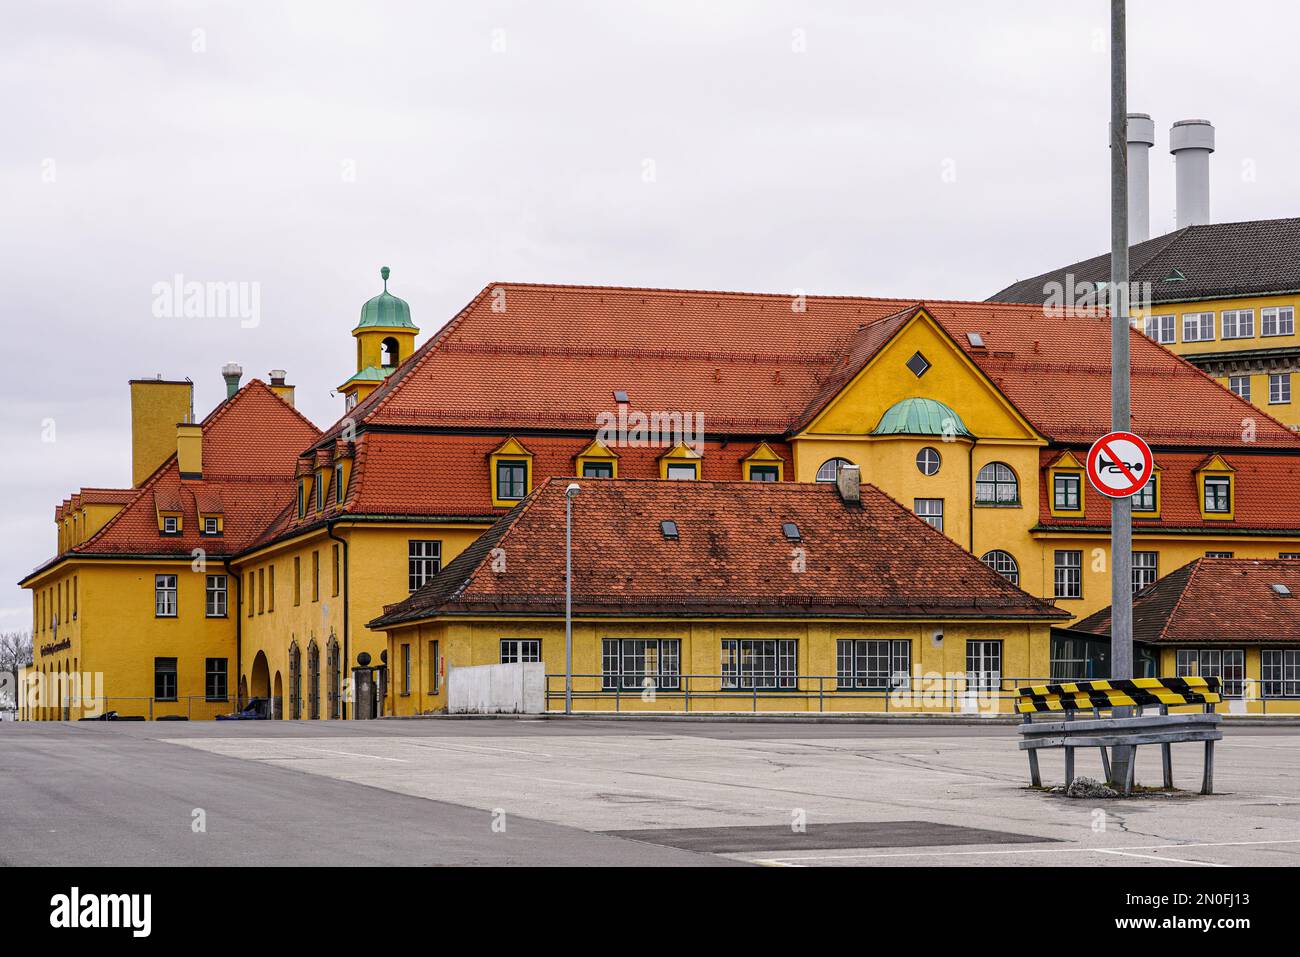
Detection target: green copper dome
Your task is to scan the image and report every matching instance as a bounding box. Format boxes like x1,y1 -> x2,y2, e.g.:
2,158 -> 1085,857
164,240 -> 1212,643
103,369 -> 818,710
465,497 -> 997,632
871,397 -> 973,438
354,266 -> 416,331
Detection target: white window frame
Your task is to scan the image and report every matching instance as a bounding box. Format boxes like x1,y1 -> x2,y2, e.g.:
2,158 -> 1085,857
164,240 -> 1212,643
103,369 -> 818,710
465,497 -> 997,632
965,640 -> 1003,692
1204,476 -> 1231,513
915,447 -> 941,476
1143,314 -> 1175,344
1228,375 -> 1251,402
1132,551 -> 1158,593
1262,305 -> 1295,337
155,574 -> 178,617
1054,550 -> 1082,599
500,639 -> 541,664
1221,309 -> 1254,339
1177,648 -> 1245,697
1182,312 -> 1215,342
602,638 -> 681,691
914,498 -> 943,532
720,638 -> 796,690
205,574 -> 227,618
1270,373 -> 1291,405
1053,473 -> 1081,511
1261,649 -> 1300,699
665,462 -> 698,481
816,458 -> 852,483
980,549 -> 1019,585
836,639 -> 912,690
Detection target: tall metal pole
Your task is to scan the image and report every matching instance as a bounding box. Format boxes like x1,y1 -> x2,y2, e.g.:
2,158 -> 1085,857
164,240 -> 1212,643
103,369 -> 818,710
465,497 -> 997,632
564,483 -> 579,715
1110,0 -> 1135,786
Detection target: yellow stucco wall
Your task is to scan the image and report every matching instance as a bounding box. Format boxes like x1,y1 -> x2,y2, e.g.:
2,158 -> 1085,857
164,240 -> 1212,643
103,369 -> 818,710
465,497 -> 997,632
384,616 -> 1052,716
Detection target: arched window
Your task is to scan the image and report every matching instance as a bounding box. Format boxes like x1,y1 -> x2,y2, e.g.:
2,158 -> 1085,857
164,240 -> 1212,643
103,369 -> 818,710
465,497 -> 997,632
307,641 -> 320,720
327,637 -> 340,719
381,337 -> 400,367
816,458 -> 854,483
981,549 -> 1020,585
975,462 -> 1019,505
288,642 -> 301,720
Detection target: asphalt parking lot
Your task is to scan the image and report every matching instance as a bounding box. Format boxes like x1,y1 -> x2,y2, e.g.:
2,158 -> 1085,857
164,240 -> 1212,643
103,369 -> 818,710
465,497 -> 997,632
3,718 -> 1298,866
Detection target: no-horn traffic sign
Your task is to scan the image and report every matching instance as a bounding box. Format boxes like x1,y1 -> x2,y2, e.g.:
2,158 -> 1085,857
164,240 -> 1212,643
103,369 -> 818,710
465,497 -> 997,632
1086,431 -> 1155,499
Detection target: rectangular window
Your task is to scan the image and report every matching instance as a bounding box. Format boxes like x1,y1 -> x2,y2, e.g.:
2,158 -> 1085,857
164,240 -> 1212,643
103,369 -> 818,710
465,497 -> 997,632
296,483 -> 305,518
293,556 -> 301,606
408,540 -> 442,592
496,460 -> 528,500
1280,553 -> 1300,560
72,575 -> 77,619
1143,314 -> 1175,344
154,657 -> 178,700
500,639 -> 541,663
205,574 -> 227,618
268,564 -> 275,611
835,639 -> 911,690
1270,373 -> 1291,404
401,643 -> 411,695
203,516 -> 219,535
965,641 -> 1003,692
1205,551 -> 1234,558
720,638 -> 797,690
1221,309 -> 1254,339
315,472 -> 324,511
914,498 -> 943,532
1132,551 -> 1158,593
1177,648 -> 1245,697
311,550 -> 320,601
748,464 -> 780,482
1204,476 -> 1231,513
581,461 -> 614,478
427,640 -> 441,694
1053,474 -> 1081,510
1262,305 -> 1295,337
332,544 -> 340,597
665,462 -> 698,480
1261,649 -> 1300,698
1182,312 -> 1215,342
335,463 -> 345,504
602,638 -> 682,691
205,658 -> 228,701
155,574 -> 178,617
1132,476 -> 1157,512
1054,550 -> 1082,599
162,516 -> 178,534
257,568 -> 265,614
1228,375 -> 1251,402
247,572 -> 254,617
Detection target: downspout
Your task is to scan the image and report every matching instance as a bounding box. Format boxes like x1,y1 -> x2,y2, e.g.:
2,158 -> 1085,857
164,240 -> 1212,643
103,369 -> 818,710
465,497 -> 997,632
223,557 -> 241,704
326,520 -> 349,719
968,437 -> 978,553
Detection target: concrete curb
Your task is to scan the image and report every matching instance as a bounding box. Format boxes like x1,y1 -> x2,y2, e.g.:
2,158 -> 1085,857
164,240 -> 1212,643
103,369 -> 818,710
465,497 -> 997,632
382,712 -> 1300,727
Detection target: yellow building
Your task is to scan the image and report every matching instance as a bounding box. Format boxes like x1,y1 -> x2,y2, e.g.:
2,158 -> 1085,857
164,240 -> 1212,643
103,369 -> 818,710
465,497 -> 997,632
22,277 -> 1300,719
991,217 -> 1300,429
370,476 -> 1068,716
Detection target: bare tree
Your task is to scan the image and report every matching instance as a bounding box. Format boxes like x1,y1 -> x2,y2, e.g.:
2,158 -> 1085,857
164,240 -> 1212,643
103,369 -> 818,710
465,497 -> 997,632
0,631 -> 33,673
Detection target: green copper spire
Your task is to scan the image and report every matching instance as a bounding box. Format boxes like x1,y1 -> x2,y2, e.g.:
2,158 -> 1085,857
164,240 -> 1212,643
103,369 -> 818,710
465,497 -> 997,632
354,265 -> 415,331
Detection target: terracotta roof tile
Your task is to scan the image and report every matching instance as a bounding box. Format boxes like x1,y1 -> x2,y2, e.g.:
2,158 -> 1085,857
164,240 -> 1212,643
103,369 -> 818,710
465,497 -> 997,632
1075,558 -> 1300,643
369,478 -> 1069,627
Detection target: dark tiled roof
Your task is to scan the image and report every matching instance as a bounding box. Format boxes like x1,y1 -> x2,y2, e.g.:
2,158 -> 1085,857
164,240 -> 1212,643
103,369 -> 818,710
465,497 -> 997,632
1074,557 -> 1300,644
368,478 -> 1069,628
988,218 -> 1300,306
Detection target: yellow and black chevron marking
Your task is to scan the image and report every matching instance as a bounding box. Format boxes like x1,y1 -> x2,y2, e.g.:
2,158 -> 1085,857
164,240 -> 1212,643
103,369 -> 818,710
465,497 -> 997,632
1015,676 -> 1222,714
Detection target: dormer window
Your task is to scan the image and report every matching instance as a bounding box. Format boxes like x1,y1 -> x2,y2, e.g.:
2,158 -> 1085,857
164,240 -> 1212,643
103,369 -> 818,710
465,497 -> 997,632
496,460 -> 528,501
666,462 -> 698,480
1204,476 -> 1231,513
315,471 -> 325,511
203,517 -> 219,535
297,482 -> 305,519
163,516 -> 179,534
335,463 -> 346,504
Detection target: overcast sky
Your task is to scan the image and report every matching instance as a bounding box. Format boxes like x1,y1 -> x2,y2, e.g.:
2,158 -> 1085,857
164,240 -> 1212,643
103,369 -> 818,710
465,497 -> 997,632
3,0 -> 1298,631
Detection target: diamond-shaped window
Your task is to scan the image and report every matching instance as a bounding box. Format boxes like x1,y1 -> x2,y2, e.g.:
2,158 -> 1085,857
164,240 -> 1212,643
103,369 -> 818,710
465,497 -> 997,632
906,351 -> 931,378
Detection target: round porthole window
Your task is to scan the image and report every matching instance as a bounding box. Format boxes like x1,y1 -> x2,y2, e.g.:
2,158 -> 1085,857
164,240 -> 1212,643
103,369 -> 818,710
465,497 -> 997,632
916,447 -> 941,476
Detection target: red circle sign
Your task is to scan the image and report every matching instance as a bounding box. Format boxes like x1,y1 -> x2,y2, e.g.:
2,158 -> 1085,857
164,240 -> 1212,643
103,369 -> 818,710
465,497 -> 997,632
1086,431 -> 1155,499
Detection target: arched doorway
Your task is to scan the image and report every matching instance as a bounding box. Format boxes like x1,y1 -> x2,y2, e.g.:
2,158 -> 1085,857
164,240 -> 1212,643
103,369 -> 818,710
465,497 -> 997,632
249,651 -> 270,700
273,671 -> 283,720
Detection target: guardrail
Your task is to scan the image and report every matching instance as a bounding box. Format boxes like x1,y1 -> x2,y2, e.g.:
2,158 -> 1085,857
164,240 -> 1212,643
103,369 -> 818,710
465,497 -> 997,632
26,696 -> 252,722
539,673 -> 1300,715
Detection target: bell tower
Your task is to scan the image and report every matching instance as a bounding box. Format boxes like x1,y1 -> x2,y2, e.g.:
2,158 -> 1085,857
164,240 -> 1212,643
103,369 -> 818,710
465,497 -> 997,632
338,266 -> 420,410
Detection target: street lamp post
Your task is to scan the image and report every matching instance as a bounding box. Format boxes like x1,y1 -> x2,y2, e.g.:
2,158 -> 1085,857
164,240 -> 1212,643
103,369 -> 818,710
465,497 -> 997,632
564,482 -> 580,715
1110,0 -> 1135,787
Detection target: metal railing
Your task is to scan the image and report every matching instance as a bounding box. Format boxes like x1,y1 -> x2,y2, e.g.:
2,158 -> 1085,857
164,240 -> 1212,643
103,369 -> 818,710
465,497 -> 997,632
543,673 -> 1300,715
24,695 -> 255,722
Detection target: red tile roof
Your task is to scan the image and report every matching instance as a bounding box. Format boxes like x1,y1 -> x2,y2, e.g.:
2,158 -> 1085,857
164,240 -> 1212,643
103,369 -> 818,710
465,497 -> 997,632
1074,558 -> 1300,644
1036,449 -> 1300,531
314,283 -> 1300,451
369,478 -> 1069,627
50,380 -> 319,561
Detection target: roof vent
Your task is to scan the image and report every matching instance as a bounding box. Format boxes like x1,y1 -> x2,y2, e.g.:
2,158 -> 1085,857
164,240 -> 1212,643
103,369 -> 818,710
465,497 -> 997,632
782,522 -> 802,542
966,332 -> 985,348
614,390 -> 629,404
660,520 -> 679,540
1271,583 -> 1292,597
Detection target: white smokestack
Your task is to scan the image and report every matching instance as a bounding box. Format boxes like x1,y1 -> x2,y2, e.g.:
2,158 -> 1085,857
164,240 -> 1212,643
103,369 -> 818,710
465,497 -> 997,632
1126,113 -> 1155,243
1170,119 -> 1215,229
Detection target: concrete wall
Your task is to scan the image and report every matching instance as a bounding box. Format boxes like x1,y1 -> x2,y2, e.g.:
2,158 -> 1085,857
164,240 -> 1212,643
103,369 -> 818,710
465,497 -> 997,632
448,662 -> 545,714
